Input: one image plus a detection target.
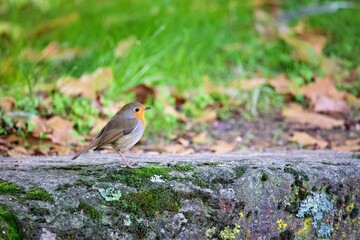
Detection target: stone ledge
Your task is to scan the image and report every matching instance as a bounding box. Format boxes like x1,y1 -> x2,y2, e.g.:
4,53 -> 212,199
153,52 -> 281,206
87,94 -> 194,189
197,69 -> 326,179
0,151 -> 359,239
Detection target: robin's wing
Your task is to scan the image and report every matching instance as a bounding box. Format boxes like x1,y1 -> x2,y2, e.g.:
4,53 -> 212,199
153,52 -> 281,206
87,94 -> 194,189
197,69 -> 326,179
94,117 -> 138,150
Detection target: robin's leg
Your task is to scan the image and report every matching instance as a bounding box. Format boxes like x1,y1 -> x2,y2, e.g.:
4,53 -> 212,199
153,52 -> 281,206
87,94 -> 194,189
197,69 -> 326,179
112,148 -> 134,168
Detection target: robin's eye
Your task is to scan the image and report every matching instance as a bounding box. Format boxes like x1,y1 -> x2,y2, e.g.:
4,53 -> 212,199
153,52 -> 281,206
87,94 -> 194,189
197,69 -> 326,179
135,108 -> 140,112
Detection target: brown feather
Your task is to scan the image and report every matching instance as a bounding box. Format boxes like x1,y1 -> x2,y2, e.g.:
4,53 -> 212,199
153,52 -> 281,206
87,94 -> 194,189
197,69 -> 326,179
72,115 -> 138,160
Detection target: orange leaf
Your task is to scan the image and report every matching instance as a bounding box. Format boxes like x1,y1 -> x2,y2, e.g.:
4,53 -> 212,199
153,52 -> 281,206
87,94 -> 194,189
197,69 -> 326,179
268,74 -> 296,95
129,84 -> 156,103
289,131 -> 328,149
114,36 -> 137,58
57,67 -> 113,98
300,77 -> 350,116
208,140 -> 235,153
241,77 -> 266,91
283,104 -> 344,129
0,96 -> 15,111
46,116 -> 77,145
332,139 -> 360,152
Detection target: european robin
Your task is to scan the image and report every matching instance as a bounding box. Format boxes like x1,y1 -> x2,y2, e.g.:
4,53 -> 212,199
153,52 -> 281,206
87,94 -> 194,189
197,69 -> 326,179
72,102 -> 151,167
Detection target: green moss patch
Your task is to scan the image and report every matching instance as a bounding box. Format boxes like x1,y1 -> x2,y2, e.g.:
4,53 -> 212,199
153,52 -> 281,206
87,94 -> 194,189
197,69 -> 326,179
0,179 -> 23,194
233,166 -> 247,178
78,201 -> 102,220
0,205 -> 22,240
173,164 -> 194,171
25,188 -> 54,202
119,187 -> 180,217
284,166 -> 310,214
103,166 -> 171,188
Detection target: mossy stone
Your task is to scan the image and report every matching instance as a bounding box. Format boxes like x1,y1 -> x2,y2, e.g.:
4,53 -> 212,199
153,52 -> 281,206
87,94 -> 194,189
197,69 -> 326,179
0,205 -> 22,240
78,201 -> 102,220
119,187 -> 180,217
26,188 -> 54,202
0,179 -> 23,194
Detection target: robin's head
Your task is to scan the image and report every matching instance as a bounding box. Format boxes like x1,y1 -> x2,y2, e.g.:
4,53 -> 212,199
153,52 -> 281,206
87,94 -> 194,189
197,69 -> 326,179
118,102 -> 151,126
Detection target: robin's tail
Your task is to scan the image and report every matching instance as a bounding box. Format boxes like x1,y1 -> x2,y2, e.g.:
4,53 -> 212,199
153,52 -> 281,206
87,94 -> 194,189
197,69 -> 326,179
72,138 -> 100,160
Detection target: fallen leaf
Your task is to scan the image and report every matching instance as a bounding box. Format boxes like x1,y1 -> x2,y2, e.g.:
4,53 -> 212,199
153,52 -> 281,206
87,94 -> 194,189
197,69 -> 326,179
268,74 -> 296,95
114,36 -> 137,58
0,96 -> 15,111
50,144 -> 73,155
29,116 -> 51,138
28,12 -> 79,38
208,140 -> 235,153
46,116 -> 77,145
300,77 -> 350,116
57,67 -> 113,98
332,139 -> 360,152
163,143 -> 187,154
177,138 -> 190,147
241,77 -> 266,91
7,146 -> 28,157
283,104 -> 344,129
21,42 -> 82,62
289,131 -> 328,149
129,83 -> 155,103
281,34 -> 323,65
192,132 -> 209,144
313,95 -> 351,116
163,104 -> 188,122
193,110 -> 217,123
344,92 -> 360,108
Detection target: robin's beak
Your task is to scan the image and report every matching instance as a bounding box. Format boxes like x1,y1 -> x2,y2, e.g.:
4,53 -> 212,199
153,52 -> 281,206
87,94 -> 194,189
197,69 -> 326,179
145,106 -> 151,110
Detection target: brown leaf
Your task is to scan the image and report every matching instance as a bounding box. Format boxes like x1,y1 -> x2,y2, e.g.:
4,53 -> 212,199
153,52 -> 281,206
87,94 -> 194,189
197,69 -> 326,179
177,138 -> 190,147
344,92 -> 360,108
7,146 -> 28,157
208,140 -> 235,153
332,139 -> 360,152
313,95 -> 351,116
114,36 -> 137,58
46,116 -> 77,145
289,131 -> 328,149
193,111 -> 217,124
241,77 -> 266,91
281,34 -> 322,65
130,84 -> 155,103
283,104 -> 344,129
192,132 -> 209,144
0,96 -> 15,111
268,74 -> 296,95
28,12 -> 79,38
50,144 -> 73,155
29,116 -> 51,138
163,104 -> 188,122
57,67 -> 113,98
300,77 -> 350,116
21,42 -> 82,63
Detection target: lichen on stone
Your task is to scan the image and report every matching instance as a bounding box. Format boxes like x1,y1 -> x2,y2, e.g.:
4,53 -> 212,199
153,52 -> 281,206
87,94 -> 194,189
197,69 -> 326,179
296,192 -> 334,238
98,187 -> 122,201
317,223 -> 334,238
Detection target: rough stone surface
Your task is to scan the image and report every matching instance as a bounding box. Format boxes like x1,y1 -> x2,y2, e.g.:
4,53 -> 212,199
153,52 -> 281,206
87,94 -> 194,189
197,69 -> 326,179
0,151 -> 360,239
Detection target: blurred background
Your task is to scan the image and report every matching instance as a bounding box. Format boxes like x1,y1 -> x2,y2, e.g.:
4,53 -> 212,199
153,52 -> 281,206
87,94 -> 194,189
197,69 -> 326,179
0,0 -> 359,156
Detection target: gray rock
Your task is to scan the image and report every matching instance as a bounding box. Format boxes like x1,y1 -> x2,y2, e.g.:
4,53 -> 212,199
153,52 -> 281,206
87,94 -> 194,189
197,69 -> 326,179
0,151 -> 359,239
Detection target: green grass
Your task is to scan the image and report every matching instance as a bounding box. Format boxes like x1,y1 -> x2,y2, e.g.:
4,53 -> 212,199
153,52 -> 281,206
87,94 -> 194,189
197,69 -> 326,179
78,201 -> 102,220
1,0 -> 359,138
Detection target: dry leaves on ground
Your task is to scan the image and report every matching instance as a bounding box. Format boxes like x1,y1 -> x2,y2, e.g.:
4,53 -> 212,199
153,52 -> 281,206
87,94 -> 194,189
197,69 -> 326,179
57,67 -> 113,99
289,131 -> 328,149
300,77 -> 351,116
283,104 -> 344,129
